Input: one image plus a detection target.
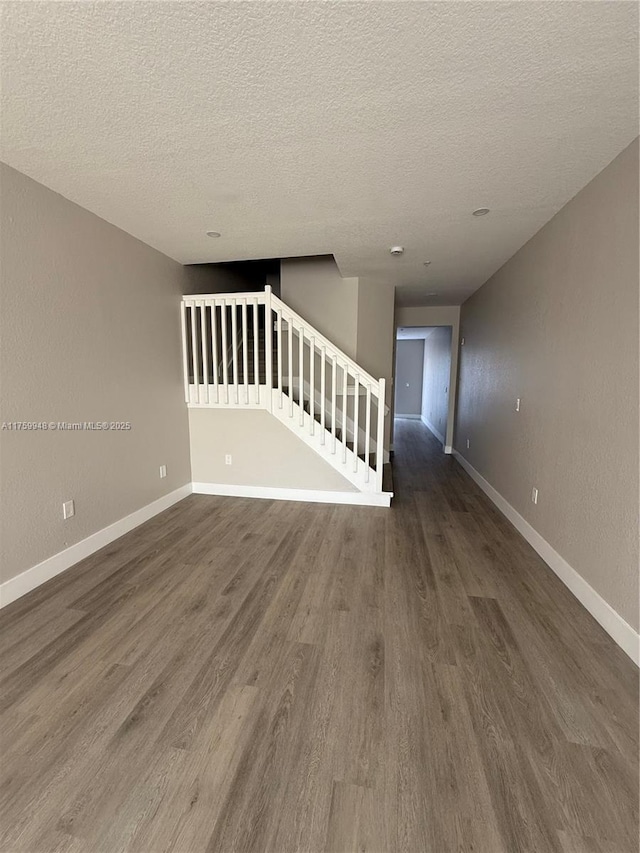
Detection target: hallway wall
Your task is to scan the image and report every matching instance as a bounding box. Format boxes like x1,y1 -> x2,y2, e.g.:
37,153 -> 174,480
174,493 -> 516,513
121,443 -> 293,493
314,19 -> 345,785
455,139 -> 639,638
421,327 -> 452,444
394,340 -> 424,416
394,305 -> 460,452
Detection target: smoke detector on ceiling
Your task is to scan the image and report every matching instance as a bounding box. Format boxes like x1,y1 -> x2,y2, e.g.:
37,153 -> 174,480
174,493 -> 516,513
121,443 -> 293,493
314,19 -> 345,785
389,246 -> 404,255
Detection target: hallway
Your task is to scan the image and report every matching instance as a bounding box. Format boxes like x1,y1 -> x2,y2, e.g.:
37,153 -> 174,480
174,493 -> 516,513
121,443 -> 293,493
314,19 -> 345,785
0,421 -> 637,852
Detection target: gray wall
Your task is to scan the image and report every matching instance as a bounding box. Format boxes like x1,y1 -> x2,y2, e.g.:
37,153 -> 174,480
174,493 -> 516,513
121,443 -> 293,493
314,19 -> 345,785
0,165 -> 191,584
281,256 -> 395,450
421,327 -> 452,443
189,409 -> 355,491
455,139 -> 639,632
280,256 -> 359,360
356,278 -> 396,448
394,340 -> 424,416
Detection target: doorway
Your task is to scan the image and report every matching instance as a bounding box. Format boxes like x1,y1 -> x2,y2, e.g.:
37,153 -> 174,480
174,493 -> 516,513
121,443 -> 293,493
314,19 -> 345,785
394,326 -> 453,451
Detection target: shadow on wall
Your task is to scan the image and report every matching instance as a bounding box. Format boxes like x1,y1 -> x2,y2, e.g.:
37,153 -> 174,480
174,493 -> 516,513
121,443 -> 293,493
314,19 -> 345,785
184,259 -> 281,296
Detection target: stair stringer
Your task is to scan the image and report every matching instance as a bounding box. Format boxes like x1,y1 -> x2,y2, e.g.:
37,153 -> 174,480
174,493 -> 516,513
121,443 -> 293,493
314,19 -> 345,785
286,377 -> 390,463
269,390 -> 390,498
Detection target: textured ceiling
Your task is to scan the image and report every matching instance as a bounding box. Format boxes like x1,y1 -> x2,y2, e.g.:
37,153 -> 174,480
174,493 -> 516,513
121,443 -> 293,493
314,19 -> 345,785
1,1 -> 638,306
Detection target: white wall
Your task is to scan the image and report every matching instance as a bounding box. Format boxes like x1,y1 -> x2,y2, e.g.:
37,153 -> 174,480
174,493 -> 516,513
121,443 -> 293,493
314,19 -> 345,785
0,165 -> 191,585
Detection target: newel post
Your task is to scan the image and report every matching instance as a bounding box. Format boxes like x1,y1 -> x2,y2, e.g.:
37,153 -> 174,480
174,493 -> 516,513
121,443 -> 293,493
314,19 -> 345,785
265,285 -> 273,412
376,377 -> 386,491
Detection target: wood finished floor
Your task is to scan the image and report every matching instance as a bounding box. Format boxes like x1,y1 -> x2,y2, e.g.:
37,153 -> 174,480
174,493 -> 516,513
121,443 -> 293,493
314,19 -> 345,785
1,419 -> 637,853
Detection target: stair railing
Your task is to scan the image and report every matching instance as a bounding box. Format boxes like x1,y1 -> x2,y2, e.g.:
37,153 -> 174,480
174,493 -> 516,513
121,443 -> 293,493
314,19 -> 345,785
181,286 -> 387,491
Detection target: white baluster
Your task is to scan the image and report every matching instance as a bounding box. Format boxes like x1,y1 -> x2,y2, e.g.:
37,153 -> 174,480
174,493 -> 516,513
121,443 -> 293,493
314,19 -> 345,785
342,362 -> 348,463
299,325 -> 304,426
253,299 -> 259,404
277,310 -> 283,408
288,317 -> 293,417
212,303 -> 219,404
231,298 -> 238,404
180,302 -> 190,403
331,356 -> 337,453
200,299 -> 209,404
365,383 -> 371,483
309,336 -> 315,435
265,285 -> 273,413
353,373 -> 359,472
242,299 -> 249,404
320,346 -> 326,444
376,378 -> 386,491
221,300 -> 229,404
190,301 -> 200,404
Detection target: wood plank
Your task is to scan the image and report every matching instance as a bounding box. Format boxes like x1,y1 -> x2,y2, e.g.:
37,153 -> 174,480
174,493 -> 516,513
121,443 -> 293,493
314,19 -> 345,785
0,418 -> 637,853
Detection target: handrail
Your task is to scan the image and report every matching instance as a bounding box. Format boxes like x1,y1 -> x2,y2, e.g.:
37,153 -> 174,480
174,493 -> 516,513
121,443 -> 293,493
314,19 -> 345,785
182,291 -> 268,303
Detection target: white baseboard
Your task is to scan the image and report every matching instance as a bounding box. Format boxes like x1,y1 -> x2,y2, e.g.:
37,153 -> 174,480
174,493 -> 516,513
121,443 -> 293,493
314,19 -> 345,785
444,445 -> 453,454
421,415 -> 445,446
192,482 -> 392,507
453,451 -> 639,665
395,414 -> 422,420
0,484 -> 193,609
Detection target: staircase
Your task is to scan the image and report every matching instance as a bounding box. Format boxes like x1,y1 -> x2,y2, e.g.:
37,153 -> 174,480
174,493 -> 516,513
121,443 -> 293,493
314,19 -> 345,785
181,286 -> 392,501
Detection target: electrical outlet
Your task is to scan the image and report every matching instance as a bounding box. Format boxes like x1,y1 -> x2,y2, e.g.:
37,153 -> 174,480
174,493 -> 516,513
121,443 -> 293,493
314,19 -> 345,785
225,454 -> 232,465
159,464 -> 167,479
531,487 -> 538,505
63,499 -> 75,520
466,438 -> 470,449
515,398 -> 521,412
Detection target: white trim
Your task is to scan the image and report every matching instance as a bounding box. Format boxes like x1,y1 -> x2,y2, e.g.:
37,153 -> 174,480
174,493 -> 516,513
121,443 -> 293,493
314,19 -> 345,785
0,485 -> 193,609
395,413 -> 422,420
452,451 -> 639,666
192,482 -> 392,507
420,415 -> 445,445
444,445 -> 453,454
